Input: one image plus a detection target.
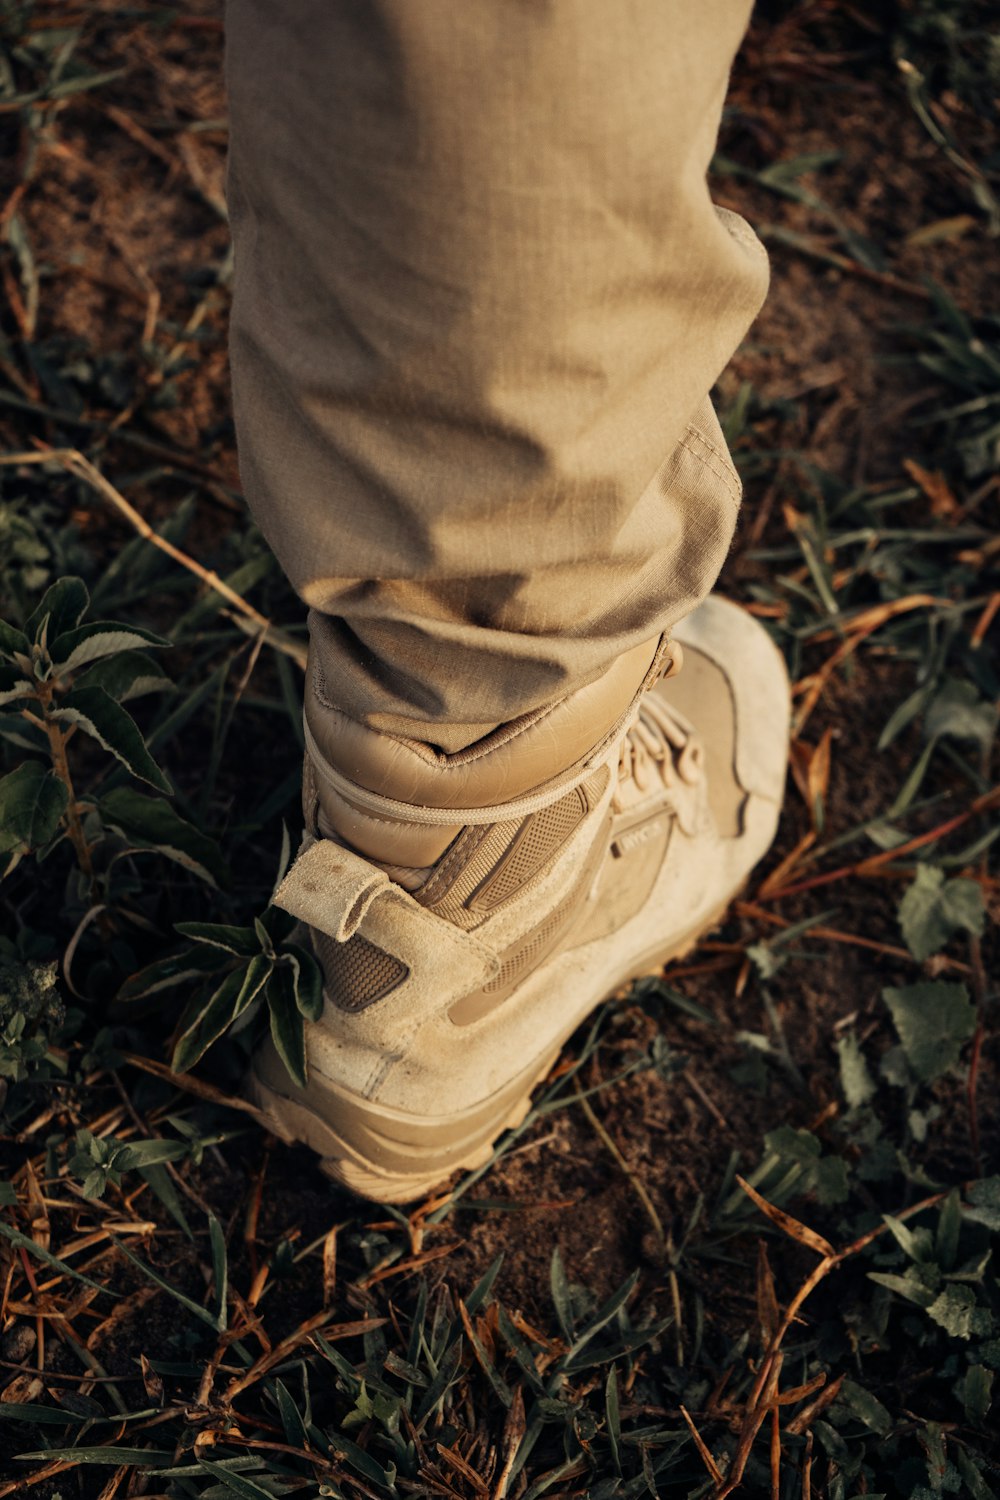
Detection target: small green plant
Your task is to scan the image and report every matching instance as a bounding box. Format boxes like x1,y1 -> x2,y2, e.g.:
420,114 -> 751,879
0,575 -> 223,889
899,291 -> 1000,479
121,902 -> 323,1086
0,954 -> 65,1108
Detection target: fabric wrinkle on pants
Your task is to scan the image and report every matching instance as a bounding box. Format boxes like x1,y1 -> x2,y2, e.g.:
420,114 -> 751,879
225,0 -> 769,751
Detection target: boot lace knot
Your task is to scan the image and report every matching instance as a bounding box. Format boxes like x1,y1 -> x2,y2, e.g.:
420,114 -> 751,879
614,696 -> 704,812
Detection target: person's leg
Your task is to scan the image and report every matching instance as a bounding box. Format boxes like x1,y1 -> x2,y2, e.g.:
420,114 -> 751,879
225,0 -> 769,750
225,1 -> 789,1201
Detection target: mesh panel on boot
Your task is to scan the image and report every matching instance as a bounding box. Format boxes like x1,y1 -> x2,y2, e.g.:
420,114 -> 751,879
483,881 -> 581,991
449,806 -> 612,1025
312,931 -> 409,1013
420,768 -> 608,928
415,820 -> 520,922
471,788 -> 587,911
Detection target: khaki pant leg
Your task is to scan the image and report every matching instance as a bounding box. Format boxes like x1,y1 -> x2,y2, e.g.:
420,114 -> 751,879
225,0 -> 768,750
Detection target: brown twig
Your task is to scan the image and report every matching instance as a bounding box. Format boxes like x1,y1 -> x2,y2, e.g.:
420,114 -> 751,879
759,784 -> 1000,902
702,1182 -> 950,1498
792,594 -> 943,736
761,225 -> 932,301
681,1404 -> 724,1484
31,684 -> 93,879
970,591 -> 1000,648
0,1458 -> 73,1497
0,447 -> 307,669
121,1052 -> 274,1124
685,1071 -> 727,1128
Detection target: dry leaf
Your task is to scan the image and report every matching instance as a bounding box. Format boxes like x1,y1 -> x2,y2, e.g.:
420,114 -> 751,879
736,1176 -> 836,1258
756,1240 -> 780,1348
904,458 -> 959,520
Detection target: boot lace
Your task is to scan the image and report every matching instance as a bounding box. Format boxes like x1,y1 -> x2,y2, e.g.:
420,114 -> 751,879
613,695 -> 704,812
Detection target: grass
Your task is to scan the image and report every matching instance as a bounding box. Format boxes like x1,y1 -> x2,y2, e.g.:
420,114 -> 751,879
0,1 -> 998,1496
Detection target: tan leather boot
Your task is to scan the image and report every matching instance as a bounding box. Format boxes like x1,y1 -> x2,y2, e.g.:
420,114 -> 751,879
248,596 -> 789,1202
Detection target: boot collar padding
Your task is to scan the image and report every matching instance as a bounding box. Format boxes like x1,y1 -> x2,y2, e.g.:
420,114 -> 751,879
305,633 -> 670,813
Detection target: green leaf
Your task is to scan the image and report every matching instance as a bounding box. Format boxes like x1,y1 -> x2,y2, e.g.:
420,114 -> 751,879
328,1429 -> 395,1488
961,1366 -> 994,1426
98,787 -> 226,886
965,1177 -> 1000,1231
114,1139 -> 190,1170
0,618 -> 30,661
171,964 -> 256,1074
286,942 -> 324,1021
196,1459 -> 278,1499
563,1315 -> 671,1376
156,1455 -> 284,1479
954,1446 -> 997,1500
814,1155 -> 850,1206
550,1247 -> 575,1342
0,1401 -> 87,1425
926,1284 -> 990,1339
72,650 -> 170,704
138,1162 -> 192,1238
837,1032 -> 876,1108
758,150 -> 841,186
48,621 -> 170,674
413,1336 -> 463,1426
882,1214 -> 933,1263
605,1366 -> 622,1475
266,963 -> 307,1087
208,1214 -> 228,1333
0,664 -> 33,708
765,1124 -> 821,1163
118,946 -> 225,1003
274,1378 -> 309,1449
25,576 -> 89,643
0,1221 -> 117,1298
254,915 -> 274,956
925,679 -> 996,750
465,1252 -> 504,1316
0,761 -> 68,858
866,1270 -> 935,1308
175,921 -> 259,956
838,1378 -> 893,1437
46,64 -> 126,100
563,1270 -> 640,1369
109,1235 -> 223,1330
882,981 -> 977,1082
898,865 -> 985,961
14,1446 -> 171,1467
54,686 -> 171,792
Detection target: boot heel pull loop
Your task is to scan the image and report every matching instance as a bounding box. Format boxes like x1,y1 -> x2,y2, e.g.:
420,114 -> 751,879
275,837 -> 389,941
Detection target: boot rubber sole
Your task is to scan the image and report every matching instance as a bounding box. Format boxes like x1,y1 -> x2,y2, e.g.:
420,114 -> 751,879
247,887 -> 737,1205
